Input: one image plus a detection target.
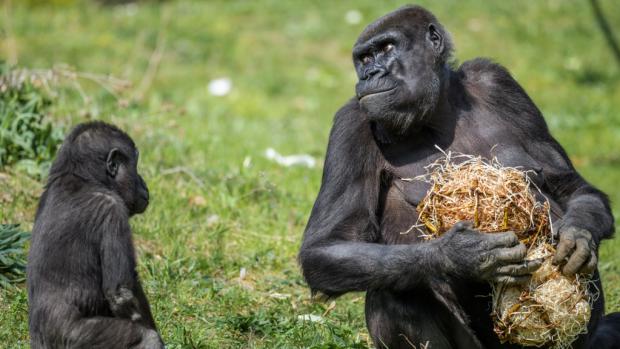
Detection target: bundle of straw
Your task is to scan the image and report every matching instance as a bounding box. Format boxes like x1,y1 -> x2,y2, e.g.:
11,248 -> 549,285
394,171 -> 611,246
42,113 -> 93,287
413,151 -> 591,348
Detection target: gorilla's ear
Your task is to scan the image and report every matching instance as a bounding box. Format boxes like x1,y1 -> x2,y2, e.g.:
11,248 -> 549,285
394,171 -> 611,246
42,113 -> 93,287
106,148 -> 120,178
427,23 -> 444,55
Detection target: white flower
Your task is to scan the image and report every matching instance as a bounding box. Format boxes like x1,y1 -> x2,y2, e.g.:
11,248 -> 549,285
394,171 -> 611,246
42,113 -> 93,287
345,10 -> 362,25
208,77 -> 232,96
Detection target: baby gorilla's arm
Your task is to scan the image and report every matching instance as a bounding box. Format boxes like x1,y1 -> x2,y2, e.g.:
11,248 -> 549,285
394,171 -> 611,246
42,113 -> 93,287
106,287 -> 142,322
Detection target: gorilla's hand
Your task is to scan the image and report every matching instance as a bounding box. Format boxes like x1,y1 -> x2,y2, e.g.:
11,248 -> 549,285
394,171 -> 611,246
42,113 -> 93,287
135,328 -> 165,349
436,222 -> 542,285
106,286 -> 143,322
552,223 -> 597,276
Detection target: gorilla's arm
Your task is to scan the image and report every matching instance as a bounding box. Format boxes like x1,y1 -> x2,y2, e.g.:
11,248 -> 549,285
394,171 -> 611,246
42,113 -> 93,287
537,144 -> 611,275
300,102 -> 408,297
100,204 -> 155,327
475,59 -> 614,274
529,141 -> 613,243
299,101 -> 532,297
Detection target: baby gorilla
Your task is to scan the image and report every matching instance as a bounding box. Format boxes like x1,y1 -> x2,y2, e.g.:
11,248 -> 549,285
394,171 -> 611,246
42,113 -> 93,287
27,122 -> 164,349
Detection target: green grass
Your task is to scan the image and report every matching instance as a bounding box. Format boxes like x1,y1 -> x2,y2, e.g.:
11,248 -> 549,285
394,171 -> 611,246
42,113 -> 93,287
1,0 -> 620,348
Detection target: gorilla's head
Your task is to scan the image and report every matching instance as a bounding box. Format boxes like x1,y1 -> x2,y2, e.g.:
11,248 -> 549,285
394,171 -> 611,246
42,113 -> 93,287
352,5 -> 453,136
49,121 -> 150,216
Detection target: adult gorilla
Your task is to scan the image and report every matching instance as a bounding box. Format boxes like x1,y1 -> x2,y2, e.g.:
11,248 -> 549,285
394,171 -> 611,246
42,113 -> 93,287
299,5 -> 620,349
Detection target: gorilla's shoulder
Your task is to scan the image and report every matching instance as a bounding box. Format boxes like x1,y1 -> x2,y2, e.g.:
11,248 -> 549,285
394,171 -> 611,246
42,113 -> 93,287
331,98 -> 371,137
80,190 -> 129,221
457,58 -> 516,90
333,98 -> 365,124
458,58 -> 546,129
327,98 -> 376,157
457,58 -> 534,107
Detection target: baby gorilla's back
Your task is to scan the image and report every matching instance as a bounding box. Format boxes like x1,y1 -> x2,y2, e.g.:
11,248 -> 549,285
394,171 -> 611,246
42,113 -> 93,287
27,121 -> 163,349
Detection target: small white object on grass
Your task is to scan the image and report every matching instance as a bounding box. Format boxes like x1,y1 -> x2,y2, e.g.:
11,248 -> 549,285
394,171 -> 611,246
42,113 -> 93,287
208,77 -> 232,96
345,10 -> 362,25
239,267 -> 247,280
269,293 -> 291,300
243,156 -> 252,168
206,214 -> 220,226
265,148 -> 316,168
297,314 -> 324,323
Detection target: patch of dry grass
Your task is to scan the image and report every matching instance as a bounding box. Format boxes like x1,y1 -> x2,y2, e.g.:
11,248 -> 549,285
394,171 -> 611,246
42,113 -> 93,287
415,151 -> 591,348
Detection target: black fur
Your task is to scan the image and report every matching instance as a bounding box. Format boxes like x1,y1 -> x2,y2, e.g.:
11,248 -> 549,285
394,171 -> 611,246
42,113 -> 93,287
27,121 -> 163,349
299,5 -> 619,349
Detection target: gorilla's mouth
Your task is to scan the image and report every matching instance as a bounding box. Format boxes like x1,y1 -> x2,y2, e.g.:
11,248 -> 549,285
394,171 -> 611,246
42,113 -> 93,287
358,87 -> 396,101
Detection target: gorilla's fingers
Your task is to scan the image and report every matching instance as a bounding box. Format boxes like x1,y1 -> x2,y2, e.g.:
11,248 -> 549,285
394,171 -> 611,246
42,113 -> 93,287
478,252 -> 497,272
493,275 -> 530,286
553,236 -> 576,265
487,231 -> 519,248
130,312 -> 143,322
496,259 -> 543,276
448,221 -> 473,233
581,252 -> 597,276
495,243 -> 527,264
563,239 -> 590,276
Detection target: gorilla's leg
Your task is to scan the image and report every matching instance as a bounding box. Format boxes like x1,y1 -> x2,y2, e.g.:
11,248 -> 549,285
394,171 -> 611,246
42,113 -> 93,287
589,312 -> 620,349
584,274 -> 620,348
365,289 -> 483,349
65,317 -> 163,349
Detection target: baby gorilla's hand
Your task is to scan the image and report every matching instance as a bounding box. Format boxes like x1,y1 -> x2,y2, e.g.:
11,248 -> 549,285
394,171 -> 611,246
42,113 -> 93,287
107,286 -> 143,322
134,328 -> 165,349
437,222 -> 542,285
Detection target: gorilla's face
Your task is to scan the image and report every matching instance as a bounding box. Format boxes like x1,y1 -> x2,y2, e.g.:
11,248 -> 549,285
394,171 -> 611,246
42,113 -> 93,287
105,145 -> 150,216
353,8 -> 448,135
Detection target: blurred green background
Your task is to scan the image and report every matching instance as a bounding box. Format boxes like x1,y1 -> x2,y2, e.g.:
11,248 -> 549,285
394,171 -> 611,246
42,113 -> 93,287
1,0 -> 619,348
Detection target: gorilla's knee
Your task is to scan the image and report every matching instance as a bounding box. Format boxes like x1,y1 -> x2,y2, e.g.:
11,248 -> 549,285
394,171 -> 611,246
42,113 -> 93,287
590,312 -> 620,349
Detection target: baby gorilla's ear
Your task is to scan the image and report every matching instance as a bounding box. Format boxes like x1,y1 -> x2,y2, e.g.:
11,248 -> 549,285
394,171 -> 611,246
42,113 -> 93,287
106,148 -> 121,178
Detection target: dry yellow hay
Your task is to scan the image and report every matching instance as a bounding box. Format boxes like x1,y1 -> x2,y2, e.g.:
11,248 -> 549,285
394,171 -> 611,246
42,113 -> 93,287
412,150 -> 592,349
492,244 -> 591,347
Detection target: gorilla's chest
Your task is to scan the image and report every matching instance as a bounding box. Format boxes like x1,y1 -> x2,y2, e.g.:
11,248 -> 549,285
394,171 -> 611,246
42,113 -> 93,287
376,140 -> 559,244
387,166 -> 432,207
381,143 -> 481,206
377,142 -> 494,244
378,157 -> 442,244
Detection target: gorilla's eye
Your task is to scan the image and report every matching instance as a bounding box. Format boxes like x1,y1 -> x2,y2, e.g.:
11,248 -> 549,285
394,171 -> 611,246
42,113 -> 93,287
383,43 -> 395,53
362,56 -> 372,65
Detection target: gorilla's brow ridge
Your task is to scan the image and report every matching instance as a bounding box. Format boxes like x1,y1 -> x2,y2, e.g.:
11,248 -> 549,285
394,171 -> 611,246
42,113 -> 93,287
353,32 -> 401,57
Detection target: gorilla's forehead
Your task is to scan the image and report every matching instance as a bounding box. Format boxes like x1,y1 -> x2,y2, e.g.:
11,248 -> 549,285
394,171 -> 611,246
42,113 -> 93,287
355,5 -> 437,46
69,127 -> 136,157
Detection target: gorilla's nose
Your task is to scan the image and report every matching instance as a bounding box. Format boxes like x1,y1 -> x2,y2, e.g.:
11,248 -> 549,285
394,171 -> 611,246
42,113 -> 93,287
365,66 -> 387,80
